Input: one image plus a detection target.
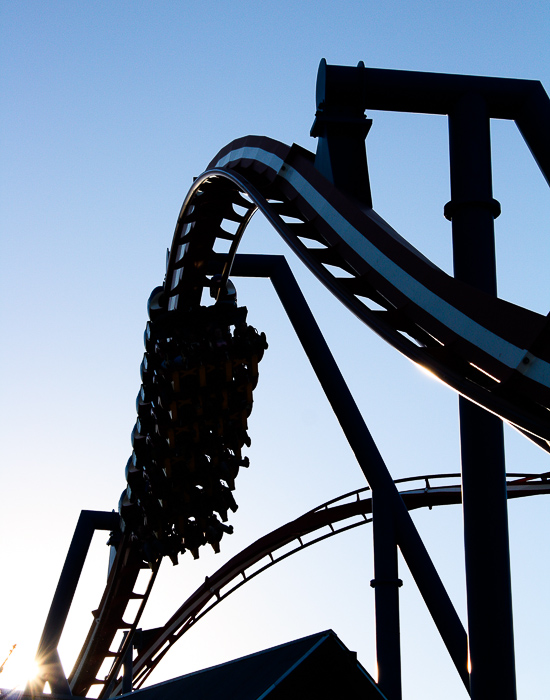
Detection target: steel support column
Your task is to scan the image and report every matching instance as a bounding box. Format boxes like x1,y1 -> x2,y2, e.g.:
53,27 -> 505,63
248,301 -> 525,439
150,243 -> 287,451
311,59 -> 373,207
447,93 -> 517,699
371,489 -> 402,700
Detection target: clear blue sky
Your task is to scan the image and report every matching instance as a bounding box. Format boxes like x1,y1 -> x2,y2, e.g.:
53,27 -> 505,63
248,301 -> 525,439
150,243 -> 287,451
1,2 -> 549,698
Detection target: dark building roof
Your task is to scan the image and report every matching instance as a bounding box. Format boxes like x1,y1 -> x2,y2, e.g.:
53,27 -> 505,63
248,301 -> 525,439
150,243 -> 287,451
122,629 -> 387,700
1,630 -> 386,700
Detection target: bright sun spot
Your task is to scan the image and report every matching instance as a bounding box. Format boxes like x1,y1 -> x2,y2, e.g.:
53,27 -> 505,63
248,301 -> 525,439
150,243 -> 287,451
0,644 -> 40,691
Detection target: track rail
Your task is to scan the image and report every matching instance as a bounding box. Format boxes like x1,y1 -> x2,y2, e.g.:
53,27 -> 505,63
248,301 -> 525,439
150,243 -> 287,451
109,472 -> 549,694
165,136 -> 550,449
68,538 -> 159,697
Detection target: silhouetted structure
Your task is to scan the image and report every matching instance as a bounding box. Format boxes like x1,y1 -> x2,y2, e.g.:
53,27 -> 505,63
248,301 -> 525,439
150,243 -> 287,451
26,62 -> 550,700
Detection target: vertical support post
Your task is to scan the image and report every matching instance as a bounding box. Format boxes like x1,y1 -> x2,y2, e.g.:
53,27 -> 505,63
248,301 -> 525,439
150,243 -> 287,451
447,93 -> 517,699
311,59 -> 373,207
371,488 -> 402,700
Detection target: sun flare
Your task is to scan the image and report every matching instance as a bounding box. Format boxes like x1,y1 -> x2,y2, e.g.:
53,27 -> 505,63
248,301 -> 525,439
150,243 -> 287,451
0,644 -> 40,692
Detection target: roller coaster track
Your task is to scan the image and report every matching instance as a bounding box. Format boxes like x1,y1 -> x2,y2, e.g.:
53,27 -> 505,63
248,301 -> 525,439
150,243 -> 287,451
63,472 -> 547,697
61,70 -> 550,698
166,136 -> 550,450
106,472 -> 549,695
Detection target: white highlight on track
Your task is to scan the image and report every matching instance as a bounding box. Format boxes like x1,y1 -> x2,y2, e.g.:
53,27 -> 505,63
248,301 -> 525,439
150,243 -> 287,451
214,147 -> 550,389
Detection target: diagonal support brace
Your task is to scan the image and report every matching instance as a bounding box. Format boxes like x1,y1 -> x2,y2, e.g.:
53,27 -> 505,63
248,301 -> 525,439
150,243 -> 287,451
28,510 -> 120,696
227,253 -> 470,692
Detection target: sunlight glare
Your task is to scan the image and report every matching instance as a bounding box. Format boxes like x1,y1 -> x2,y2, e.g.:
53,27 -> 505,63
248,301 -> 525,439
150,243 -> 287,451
0,643 -> 40,691
416,363 -> 447,386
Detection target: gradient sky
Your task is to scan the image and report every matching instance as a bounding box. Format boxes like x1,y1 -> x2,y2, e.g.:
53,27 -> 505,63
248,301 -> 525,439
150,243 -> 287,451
1,2 -> 549,698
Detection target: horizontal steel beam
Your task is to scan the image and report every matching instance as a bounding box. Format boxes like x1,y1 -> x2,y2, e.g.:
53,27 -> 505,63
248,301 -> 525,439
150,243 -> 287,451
316,60 -> 550,186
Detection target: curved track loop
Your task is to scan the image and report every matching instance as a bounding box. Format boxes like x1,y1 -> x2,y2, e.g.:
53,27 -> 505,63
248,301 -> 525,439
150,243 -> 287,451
108,472 -> 549,694
166,136 -> 550,449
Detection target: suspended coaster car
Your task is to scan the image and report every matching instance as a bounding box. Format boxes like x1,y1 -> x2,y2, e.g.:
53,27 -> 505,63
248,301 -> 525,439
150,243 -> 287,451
120,277 -> 268,568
